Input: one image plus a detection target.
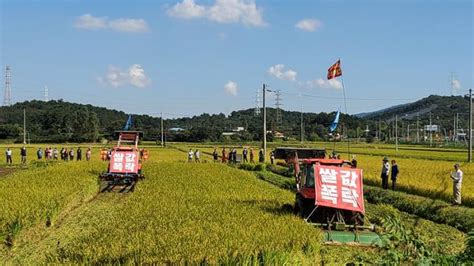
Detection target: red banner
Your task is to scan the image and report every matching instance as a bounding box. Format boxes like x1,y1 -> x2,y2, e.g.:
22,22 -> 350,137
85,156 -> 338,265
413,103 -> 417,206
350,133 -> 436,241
110,151 -> 139,173
314,165 -> 365,213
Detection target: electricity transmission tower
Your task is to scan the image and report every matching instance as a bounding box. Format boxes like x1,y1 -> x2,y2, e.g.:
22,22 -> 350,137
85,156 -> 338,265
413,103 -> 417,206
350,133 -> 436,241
254,88 -> 260,116
450,72 -> 459,95
3,66 -> 12,106
275,90 -> 282,124
44,85 -> 49,101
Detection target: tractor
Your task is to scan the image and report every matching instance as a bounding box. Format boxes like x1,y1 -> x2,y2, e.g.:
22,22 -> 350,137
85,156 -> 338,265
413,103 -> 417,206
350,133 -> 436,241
273,147 -> 380,246
99,131 -> 145,192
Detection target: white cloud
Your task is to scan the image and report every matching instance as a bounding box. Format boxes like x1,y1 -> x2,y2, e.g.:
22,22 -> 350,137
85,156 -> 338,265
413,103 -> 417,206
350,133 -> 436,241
75,14 -> 149,33
224,80 -> 238,96
295,19 -> 322,32
108,18 -> 149,32
267,64 -> 297,81
99,64 -> 151,88
167,0 -> 267,27
75,14 -> 107,30
167,0 -> 206,19
307,78 -> 342,90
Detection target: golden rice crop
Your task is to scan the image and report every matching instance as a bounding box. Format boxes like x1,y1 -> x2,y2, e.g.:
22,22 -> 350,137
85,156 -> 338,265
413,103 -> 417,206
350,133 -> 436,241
357,154 -> 474,206
178,143 -> 474,206
14,161 -> 327,264
0,146 -> 469,264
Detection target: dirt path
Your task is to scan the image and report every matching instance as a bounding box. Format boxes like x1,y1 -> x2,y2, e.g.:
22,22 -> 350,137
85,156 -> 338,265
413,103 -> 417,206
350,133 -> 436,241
0,167 -> 17,178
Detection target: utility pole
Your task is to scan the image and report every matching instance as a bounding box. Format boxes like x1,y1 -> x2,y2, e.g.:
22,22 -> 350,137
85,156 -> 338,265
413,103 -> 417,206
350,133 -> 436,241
454,114 -> 457,143
395,114 -> 398,151
429,111 -> 432,147
469,89 -> 472,162
416,113 -> 420,143
300,107 -> 304,143
262,84 -> 267,163
160,112 -> 164,147
23,108 -> 26,144
407,124 -> 410,142
456,113 -> 459,143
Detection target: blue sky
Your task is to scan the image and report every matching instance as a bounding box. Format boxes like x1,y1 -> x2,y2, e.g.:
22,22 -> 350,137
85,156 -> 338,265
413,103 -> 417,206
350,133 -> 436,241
1,0 -> 472,118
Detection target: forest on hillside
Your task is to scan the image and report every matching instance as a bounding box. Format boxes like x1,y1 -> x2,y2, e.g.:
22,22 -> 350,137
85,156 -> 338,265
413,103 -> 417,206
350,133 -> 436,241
0,95 -> 469,143
0,100 -> 365,143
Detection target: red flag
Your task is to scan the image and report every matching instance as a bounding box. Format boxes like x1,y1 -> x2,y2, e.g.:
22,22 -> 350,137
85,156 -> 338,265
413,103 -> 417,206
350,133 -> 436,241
327,60 -> 342,80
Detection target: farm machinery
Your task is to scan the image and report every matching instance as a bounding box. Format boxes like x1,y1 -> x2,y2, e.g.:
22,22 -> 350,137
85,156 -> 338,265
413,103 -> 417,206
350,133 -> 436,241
273,147 -> 381,246
99,131 -> 145,192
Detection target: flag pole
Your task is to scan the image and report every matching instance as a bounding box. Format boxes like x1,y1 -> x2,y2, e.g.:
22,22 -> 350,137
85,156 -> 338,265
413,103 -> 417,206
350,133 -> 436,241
340,75 -> 350,160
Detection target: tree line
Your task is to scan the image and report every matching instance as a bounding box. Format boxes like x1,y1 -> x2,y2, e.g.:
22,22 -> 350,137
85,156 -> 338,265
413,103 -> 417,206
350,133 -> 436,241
0,100 -> 368,143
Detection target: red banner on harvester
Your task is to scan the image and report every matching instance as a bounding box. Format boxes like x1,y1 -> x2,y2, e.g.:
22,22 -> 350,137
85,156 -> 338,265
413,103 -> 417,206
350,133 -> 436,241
110,151 -> 139,173
314,165 -> 365,213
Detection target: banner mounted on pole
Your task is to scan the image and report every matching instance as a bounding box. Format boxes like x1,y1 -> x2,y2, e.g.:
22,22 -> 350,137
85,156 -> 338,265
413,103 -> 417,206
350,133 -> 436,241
314,165 -> 365,213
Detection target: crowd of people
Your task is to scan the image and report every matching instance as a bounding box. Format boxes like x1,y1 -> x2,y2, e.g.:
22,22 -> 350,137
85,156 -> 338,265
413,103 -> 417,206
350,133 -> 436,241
5,146 -> 150,165
187,147 -> 272,164
4,146 -> 92,165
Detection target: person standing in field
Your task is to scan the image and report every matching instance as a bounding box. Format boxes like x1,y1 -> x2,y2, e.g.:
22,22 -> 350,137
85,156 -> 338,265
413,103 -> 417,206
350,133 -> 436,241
86,148 -> 92,161
20,146 -> 27,164
250,148 -> 254,163
53,148 -> 58,160
221,148 -> 227,163
391,160 -> 399,190
188,149 -> 194,162
212,148 -> 218,162
77,147 -> 82,161
242,147 -> 248,163
69,149 -> 74,161
232,148 -> 237,164
381,157 -> 390,189
351,155 -> 357,168
259,149 -> 264,163
37,148 -> 43,160
450,163 -> 463,205
228,148 -> 233,164
5,148 -> 12,165
195,149 -> 200,163
62,148 -> 68,161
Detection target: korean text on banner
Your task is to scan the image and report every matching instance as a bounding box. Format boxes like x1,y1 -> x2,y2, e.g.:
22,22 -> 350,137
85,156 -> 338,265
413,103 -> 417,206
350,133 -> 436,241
314,165 -> 365,213
110,151 -> 139,173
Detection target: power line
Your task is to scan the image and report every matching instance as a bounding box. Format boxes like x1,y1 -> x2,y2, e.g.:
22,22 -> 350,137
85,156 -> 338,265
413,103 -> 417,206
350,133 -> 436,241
281,91 -> 417,101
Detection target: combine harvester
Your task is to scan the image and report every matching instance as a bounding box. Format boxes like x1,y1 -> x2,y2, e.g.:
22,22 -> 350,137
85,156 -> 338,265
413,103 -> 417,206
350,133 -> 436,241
99,131 -> 145,192
274,147 -> 381,246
